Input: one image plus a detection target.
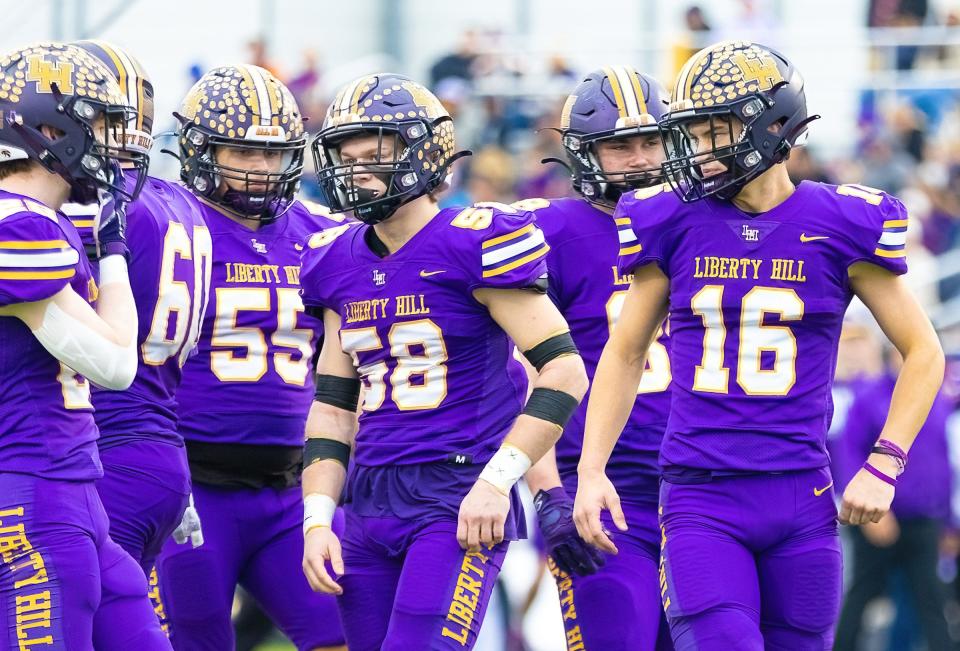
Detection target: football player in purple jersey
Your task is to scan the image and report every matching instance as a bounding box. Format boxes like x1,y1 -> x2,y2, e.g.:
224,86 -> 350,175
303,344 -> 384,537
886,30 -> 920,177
574,41 -> 944,650
62,40 -> 214,645
519,66 -> 674,651
0,42 -> 172,649
154,65 -> 346,651
298,73 -> 588,651
68,38 -> 211,570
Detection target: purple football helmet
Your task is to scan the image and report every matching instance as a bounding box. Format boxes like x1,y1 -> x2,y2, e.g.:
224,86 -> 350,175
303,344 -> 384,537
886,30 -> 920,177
313,73 -> 468,225
556,66 -> 669,207
74,40 -> 154,158
176,64 -> 305,223
0,42 -> 144,203
661,40 -> 818,202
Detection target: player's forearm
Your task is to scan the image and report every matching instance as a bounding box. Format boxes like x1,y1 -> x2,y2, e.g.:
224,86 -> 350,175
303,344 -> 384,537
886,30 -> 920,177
481,354 -> 587,495
304,400 -> 357,445
524,447 -> 564,495
507,353 -> 588,460
579,342 -> 647,475
22,259 -> 138,389
302,460 -> 347,502
302,400 -> 355,499
92,256 -> 138,347
301,400 -> 355,534
877,335 -> 944,454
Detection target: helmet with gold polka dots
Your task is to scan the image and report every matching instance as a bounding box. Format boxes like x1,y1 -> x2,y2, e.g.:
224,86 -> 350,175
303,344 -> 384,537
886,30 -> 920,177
0,41 -> 147,203
175,64 -> 305,223
660,40 -> 818,202
312,73 -> 468,225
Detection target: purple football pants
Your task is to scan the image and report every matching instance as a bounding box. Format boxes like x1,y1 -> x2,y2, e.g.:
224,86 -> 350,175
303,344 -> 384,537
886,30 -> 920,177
550,498 -> 672,651
156,482 -> 345,651
337,510 -> 510,651
658,467 -> 842,651
0,475 -> 171,651
95,440 -> 191,577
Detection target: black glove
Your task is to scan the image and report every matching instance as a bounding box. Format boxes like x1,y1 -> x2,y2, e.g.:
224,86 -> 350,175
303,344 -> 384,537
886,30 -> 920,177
534,487 -> 606,576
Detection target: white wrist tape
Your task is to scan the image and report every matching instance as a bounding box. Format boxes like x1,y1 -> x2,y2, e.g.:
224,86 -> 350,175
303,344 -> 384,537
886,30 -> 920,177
97,255 -> 129,287
303,493 -> 337,536
479,444 -> 532,496
33,301 -> 137,390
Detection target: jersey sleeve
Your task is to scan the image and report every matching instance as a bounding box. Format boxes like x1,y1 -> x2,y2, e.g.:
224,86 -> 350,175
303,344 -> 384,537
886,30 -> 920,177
297,199 -> 351,231
59,202 -> 97,257
456,205 -> 549,291
298,223 -> 353,310
857,192 -> 909,276
615,184 -> 674,276
0,211 -> 81,306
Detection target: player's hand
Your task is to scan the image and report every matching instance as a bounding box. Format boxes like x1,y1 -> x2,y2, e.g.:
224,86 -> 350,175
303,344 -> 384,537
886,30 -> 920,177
534,487 -> 605,576
839,455 -> 896,525
93,165 -> 129,260
303,526 -> 344,595
457,479 -> 510,552
861,511 -> 900,547
172,493 -> 204,548
573,469 -> 626,554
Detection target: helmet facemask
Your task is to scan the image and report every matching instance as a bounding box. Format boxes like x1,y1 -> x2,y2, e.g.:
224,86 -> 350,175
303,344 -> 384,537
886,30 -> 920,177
660,98 -> 775,203
313,121 -> 447,225
50,88 -> 147,203
565,125 -> 666,207
183,125 -> 305,224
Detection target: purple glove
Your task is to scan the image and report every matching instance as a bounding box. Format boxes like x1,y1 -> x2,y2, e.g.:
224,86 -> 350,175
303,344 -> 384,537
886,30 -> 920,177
534,487 -> 606,577
93,164 -> 129,260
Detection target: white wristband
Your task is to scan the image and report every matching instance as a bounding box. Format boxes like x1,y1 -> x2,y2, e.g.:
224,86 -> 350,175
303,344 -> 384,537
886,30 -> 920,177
478,444 -> 532,496
97,255 -> 129,287
303,493 -> 337,536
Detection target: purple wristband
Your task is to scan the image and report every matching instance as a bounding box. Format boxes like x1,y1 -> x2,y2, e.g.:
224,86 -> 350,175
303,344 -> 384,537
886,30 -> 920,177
876,439 -> 907,458
872,439 -> 908,475
863,461 -> 897,487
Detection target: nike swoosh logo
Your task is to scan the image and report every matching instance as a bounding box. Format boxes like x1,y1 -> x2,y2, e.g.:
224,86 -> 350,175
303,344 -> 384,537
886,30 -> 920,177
800,234 -> 830,243
813,481 -> 834,497
420,270 -> 446,277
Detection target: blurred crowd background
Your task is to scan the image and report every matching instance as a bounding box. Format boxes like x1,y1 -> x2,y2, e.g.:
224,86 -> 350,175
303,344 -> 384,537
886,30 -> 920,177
6,0 -> 960,648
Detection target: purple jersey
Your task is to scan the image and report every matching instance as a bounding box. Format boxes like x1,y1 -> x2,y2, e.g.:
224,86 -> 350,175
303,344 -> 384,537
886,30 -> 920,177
61,200 -> 96,254
299,204 -> 547,468
0,190 -> 100,480
524,197 -> 670,501
88,176 -> 213,446
177,200 -> 343,447
617,181 -> 908,472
